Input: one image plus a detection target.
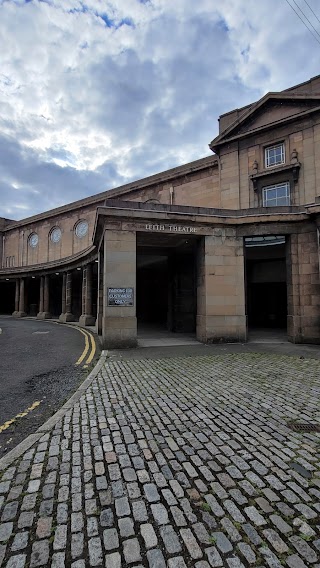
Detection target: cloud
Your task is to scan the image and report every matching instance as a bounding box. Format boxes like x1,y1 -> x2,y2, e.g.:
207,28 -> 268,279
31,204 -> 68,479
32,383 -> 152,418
0,0 -> 320,219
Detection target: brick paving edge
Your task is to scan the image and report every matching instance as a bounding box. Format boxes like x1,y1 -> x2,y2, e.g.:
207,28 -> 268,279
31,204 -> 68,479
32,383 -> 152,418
0,350 -> 108,472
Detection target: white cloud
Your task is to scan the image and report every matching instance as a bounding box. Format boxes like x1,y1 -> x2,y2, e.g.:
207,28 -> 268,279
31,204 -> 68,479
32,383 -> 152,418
0,0 -> 320,219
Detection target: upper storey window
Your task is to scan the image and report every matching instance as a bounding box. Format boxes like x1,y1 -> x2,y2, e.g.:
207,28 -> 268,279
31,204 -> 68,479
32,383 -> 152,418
265,143 -> 285,168
50,227 -> 62,243
75,220 -> 88,238
28,233 -> 39,248
263,182 -> 290,207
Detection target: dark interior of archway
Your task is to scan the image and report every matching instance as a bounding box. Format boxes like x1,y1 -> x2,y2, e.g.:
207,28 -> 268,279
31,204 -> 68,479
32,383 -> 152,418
72,270 -> 83,319
92,263 -> 98,318
50,274 -> 62,317
27,278 -> 40,316
245,238 -> 287,329
0,281 -> 15,314
136,233 -> 198,333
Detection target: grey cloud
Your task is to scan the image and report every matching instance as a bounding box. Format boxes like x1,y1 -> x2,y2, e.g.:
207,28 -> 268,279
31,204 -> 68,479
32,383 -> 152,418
0,132 -> 125,219
1,0 -> 320,220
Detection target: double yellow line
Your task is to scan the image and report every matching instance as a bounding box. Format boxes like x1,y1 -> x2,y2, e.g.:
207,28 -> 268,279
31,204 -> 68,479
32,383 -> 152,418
0,400 -> 42,435
74,327 -> 96,368
0,324 -> 97,441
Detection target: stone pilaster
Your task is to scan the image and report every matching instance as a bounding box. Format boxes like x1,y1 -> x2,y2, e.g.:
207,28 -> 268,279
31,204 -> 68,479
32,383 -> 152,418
79,264 -> 95,326
196,230 -> 247,343
287,227 -> 320,343
102,229 -> 137,348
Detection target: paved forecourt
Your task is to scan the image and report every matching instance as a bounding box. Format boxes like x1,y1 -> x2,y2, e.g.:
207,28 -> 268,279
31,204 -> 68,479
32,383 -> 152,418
0,352 -> 320,567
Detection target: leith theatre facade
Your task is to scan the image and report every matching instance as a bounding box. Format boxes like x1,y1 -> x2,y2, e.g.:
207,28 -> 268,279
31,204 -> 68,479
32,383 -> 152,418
2,75 -> 320,347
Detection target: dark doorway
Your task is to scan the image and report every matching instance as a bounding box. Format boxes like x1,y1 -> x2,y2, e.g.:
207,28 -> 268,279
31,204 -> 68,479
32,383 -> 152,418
72,269 -> 83,319
0,281 -> 15,314
26,277 -> 40,316
136,232 -> 198,334
92,262 -> 99,320
245,236 -> 287,334
50,274 -> 62,317
137,255 -> 168,326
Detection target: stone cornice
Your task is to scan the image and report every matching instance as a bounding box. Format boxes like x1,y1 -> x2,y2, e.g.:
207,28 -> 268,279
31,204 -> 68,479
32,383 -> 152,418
93,201 -> 310,245
250,163 -> 301,190
0,245 -> 97,279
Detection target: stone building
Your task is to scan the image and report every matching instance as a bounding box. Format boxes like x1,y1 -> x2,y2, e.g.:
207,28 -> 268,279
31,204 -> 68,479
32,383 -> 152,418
1,74 -> 320,347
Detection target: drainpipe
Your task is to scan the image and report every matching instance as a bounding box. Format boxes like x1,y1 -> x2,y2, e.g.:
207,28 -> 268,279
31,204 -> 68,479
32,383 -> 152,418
169,186 -> 174,205
1,235 -> 5,268
20,230 -> 24,266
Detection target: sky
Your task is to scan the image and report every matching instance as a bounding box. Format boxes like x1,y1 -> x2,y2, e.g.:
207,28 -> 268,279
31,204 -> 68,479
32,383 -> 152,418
1,0 -> 320,220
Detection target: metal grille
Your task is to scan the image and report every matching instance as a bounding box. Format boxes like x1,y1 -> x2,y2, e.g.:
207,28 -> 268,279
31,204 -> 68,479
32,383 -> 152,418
287,421 -> 320,433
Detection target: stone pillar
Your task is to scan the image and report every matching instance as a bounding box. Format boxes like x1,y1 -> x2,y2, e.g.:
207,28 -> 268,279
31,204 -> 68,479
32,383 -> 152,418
59,271 -> 75,322
12,279 -> 20,316
102,229 -> 137,348
79,264 -> 95,326
16,278 -> 27,317
196,230 -> 247,343
37,275 -> 51,319
287,228 -> 320,343
60,273 -> 66,317
37,276 -> 44,318
43,275 -> 51,318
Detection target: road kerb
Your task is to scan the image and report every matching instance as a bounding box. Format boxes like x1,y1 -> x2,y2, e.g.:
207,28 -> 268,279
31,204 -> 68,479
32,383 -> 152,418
0,349 -> 108,472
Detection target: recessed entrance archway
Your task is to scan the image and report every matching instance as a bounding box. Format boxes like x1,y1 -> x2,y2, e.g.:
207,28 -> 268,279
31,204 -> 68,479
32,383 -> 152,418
136,232 -> 199,342
245,235 -> 288,341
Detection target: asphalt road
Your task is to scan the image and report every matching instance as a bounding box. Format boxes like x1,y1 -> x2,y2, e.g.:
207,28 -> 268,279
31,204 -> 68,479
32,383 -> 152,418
0,316 -> 99,458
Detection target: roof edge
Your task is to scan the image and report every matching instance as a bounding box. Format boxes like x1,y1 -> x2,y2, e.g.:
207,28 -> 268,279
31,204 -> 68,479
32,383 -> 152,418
4,155 -> 218,231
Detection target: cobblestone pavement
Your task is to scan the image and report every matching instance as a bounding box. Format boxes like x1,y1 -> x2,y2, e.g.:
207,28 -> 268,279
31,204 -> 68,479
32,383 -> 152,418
0,352 -> 320,567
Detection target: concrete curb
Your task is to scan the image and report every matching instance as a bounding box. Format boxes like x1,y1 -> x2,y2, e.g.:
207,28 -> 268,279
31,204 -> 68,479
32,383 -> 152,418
0,350 -> 108,472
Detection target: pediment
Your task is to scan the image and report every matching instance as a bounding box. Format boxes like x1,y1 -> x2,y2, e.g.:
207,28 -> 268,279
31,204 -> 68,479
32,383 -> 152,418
235,99 -> 320,135
210,94 -> 320,150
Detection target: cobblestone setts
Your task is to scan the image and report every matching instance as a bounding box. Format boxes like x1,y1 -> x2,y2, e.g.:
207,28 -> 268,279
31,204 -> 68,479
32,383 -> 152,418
0,353 -> 320,567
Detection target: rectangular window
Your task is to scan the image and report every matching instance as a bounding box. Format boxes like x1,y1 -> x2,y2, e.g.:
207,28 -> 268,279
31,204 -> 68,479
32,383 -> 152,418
263,182 -> 290,207
265,143 -> 285,168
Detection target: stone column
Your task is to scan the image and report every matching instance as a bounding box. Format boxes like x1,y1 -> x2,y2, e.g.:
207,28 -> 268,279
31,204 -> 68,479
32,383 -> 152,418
37,275 -> 51,319
12,279 -> 20,316
60,273 -> 66,318
16,278 -> 27,317
196,230 -> 247,343
59,271 -> 75,322
79,264 -> 95,326
102,229 -> 137,348
43,275 -> 51,318
37,276 -> 44,318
